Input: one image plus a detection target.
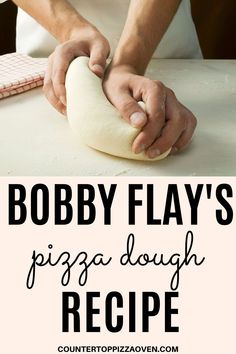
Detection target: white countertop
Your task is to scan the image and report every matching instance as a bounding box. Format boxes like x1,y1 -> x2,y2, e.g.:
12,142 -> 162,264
0,59 -> 235,176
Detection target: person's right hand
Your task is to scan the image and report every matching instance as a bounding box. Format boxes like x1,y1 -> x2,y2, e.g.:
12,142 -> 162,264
43,25 -> 110,115
103,65 -> 197,157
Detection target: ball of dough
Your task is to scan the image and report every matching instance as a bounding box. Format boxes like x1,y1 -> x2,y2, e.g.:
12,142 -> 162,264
66,56 -> 170,161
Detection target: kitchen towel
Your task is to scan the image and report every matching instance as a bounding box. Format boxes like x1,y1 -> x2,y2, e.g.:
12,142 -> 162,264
0,52 -> 47,99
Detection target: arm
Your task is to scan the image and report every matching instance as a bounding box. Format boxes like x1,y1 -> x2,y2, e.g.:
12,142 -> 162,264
112,0 -> 181,75
11,0 -> 90,42
104,0 -> 197,157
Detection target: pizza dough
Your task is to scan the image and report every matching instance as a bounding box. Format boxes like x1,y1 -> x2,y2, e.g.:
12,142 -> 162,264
66,56 -> 170,161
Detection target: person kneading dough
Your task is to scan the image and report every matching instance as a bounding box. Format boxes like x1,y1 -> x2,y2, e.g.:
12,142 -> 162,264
4,0 -> 201,160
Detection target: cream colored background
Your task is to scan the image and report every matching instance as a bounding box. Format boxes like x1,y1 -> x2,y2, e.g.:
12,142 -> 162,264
1,177 -> 235,354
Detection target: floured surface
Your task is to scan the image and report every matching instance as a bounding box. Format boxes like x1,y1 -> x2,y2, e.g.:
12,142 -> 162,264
0,59 -> 236,176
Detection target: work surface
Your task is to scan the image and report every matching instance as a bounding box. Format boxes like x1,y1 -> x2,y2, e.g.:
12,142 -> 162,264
0,59 -> 235,176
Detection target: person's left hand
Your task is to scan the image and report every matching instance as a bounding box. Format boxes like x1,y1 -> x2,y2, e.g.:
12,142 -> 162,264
43,24 -> 110,115
103,64 -> 197,158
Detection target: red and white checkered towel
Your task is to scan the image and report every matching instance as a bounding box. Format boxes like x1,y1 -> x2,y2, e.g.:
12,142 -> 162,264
0,52 -> 47,99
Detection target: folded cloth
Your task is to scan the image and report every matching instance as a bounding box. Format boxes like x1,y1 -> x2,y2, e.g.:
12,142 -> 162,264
0,52 -> 47,99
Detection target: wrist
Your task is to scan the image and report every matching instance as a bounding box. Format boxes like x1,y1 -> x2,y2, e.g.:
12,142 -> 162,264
67,19 -> 101,41
112,35 -> 151,75
105,62 -> 139,77
60,18 -> 95,42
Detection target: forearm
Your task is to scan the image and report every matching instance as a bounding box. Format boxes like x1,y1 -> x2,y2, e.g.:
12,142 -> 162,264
112,0 -> 181,74
11,0 -> 92,42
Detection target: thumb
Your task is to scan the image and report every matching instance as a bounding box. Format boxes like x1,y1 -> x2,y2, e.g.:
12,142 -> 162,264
114,93 -> 147,129
89,44 -> 108,78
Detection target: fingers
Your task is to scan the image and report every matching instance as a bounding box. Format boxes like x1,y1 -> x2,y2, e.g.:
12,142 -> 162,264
51,41 -> 83,107
43,80 -> 66,115
172,112 -> 197,153
43,47 -> 74,114
146,117 -> 183,158
132,85 -> 197,158
110,79 -> 167,154
89,41 -> 110,78
111,91 -> 147,131
43,56 -> 66,115
146,108 -> 197,159
132,80 -> 166,154
51,48 -> 73,106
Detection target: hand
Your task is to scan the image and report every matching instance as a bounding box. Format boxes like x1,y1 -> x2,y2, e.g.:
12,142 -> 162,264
43,25 -> 110,115
103,65 -> 197,158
